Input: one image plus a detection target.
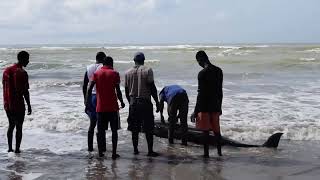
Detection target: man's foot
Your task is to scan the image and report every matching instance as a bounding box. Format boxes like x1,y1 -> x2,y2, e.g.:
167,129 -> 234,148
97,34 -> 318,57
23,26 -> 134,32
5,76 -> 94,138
8,149 -> 14,153
14,149 -> 21,154
134,148 -> 139,155
217,147 -> 222,156
102,147 -> 106,152
147,151 -> 159,157
99,152 -> 104,157
169,138 -> 174,144
112,154 -> 120,160
203,154 -> 209,158
181,140 -> 188,146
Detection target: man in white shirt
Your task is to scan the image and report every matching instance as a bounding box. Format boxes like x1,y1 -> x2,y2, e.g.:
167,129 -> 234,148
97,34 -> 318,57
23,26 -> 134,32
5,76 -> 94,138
82,51 -> 106,152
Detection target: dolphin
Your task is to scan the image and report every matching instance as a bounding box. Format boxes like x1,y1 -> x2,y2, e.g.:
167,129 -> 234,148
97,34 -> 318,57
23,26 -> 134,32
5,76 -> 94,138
153,121 -> 283,148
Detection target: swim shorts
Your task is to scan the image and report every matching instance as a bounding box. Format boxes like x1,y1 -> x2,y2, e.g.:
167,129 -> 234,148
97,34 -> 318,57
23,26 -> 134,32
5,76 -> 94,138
127,97 -> 154,133
196,112 -> 221,132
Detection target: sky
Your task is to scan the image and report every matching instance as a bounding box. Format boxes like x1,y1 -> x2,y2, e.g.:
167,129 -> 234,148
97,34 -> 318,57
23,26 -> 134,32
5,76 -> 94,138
0,0 -> 320,44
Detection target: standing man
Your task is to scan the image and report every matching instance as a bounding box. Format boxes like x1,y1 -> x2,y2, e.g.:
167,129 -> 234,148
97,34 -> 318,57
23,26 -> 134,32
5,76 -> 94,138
83,52 -> 105,152
86,56 -> 125,159
3,51 -> 32,153
125,52 -> 160,157
191,50 -> 223,158
159,85 -> 189,145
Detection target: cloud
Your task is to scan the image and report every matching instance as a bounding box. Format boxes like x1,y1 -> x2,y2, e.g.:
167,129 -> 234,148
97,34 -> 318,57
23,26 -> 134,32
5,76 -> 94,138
0,1 -> 148,24
0,0 -> 180,31
0,0 -> 184,43
0,0 -> 320,44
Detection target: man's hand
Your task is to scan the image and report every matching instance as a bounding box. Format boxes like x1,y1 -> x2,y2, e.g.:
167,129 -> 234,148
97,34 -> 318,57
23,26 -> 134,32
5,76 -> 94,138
155,102 -> 160,113
85,97 -> 90,113
160,114 -> 165,124
120,101 -> 125,109
85,104 -> 89,113
27,105 -> 32,115
190,112 -> 196,123
84,97 -> 88,107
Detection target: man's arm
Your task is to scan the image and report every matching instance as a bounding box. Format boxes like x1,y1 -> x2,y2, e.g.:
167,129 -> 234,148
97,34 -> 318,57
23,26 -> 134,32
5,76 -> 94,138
158,89 -> 165,122
159,98 -> 165,123
218,69 -> 223,114
19,71 -> 31,115
125,87 -> 130,104
23,90 -> 32,115
86,81 -> 95,107
82,72 -> 89,104
149,82 -> 160,112
116,84 -> 125,108
147,68 -> 160,112
191,72 -> 203,122
124,73 -> 131,104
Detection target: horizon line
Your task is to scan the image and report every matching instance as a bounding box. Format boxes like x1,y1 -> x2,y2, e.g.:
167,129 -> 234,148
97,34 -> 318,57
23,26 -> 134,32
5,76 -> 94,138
1,42 -> 320,46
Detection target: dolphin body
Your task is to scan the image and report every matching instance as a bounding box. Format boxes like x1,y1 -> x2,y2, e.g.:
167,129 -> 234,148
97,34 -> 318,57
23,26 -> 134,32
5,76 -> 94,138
153,121 -> 283,148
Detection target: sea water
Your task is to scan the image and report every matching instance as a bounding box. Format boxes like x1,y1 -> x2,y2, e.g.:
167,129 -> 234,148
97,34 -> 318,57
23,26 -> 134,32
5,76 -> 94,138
0,44 -> 320,179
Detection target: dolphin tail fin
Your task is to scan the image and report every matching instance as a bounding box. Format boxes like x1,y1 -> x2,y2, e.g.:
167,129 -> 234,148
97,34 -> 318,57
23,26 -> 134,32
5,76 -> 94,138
262,133 -> 283,148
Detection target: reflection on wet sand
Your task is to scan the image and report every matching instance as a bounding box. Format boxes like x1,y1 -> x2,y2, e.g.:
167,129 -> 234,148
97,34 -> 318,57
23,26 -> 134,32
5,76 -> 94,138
128,158 -> 155,179
7,159 -> 26,180
110,160 -> 119,179
1,138 -> 320,180
128,158 -> 143,179
86,156 -> 109,179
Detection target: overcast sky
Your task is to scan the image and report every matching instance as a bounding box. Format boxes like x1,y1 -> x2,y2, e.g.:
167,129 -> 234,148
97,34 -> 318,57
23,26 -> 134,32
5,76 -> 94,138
0,0 -> 319,44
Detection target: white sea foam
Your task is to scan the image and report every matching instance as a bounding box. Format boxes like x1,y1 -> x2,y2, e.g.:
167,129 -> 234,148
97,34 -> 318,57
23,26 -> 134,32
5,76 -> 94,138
217,49 -> 237,56
300,57 -> 316,61
218,46 -> 241,49
0,44 -> 270,52
116,45 -> 194,50
243,45 -> 270,48
102,45 -> 242,50
40,47 -> 72,51
86,59 -> 161,64
304,48 -> 320,53
115,60 -> 132,64
115,59 -> 160,64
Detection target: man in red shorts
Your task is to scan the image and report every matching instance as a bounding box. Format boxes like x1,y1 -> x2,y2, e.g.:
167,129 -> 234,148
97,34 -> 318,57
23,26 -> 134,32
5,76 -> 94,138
2,51 -> 32,153
191,50 -> 223,158
86,56 -> 125,159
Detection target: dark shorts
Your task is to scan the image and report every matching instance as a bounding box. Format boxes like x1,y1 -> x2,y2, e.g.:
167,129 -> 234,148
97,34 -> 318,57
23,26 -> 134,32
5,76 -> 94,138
97,112 -> 120,131
85,94 -> 97,120
127,98 -> 154,133
167,93 -> 189,122
6,111 -> 25,126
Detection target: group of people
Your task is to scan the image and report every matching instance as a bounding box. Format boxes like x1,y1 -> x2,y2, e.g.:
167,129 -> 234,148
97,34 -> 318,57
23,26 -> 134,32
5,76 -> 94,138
3,50 -> 223,159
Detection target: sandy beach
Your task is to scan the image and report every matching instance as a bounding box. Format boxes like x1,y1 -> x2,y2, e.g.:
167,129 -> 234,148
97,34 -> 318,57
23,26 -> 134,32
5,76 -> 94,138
0,128 -> 320,180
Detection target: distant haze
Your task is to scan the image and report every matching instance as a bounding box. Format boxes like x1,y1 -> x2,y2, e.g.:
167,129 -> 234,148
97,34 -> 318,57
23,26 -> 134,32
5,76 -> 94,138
1,0 -> 320,44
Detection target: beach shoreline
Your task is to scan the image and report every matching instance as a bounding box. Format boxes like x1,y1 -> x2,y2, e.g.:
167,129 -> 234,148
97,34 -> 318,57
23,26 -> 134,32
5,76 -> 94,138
0,128 -> 320,180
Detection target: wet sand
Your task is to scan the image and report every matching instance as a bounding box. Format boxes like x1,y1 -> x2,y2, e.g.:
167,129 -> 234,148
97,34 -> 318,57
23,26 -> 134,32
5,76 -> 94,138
1,129 -> 320,180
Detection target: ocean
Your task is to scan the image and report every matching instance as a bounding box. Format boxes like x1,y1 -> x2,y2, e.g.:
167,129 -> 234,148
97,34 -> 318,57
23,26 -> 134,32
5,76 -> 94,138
0,44 -> 320,179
